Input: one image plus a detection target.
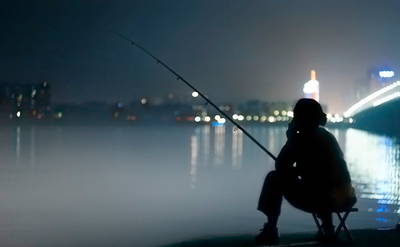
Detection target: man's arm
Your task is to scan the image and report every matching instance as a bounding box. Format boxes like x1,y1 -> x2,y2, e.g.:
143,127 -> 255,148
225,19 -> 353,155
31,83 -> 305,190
275,141 -> 296,175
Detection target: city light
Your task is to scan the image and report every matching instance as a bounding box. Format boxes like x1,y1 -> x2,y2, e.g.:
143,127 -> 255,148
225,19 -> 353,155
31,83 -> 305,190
260,116 -> 267,122
194,116 -> 201,122
16,111 -> 21,117
379,71 -> 395,78
232,114 -> 238,120
268,116 -> 276,123
238,115 -> 244,121
192,91 -> 199,98
141,98 -> 147,105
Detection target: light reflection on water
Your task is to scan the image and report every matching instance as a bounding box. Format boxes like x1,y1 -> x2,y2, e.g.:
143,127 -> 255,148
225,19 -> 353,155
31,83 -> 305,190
344,129 -> 400,224
0,125 -> 399,247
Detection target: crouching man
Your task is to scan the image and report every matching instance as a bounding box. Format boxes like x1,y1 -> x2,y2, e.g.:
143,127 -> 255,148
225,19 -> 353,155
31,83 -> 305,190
255,98 -> 357,244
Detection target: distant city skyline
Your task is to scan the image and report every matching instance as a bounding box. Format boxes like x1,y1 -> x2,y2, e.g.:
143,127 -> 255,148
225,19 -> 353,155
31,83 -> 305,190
1,0 -> 400,114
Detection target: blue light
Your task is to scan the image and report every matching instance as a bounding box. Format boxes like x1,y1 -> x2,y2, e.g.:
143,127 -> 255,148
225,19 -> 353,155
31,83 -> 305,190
379,71 -> 394,78
377,217 -> 388,223
377,205 -> 386,213
118,102 -> 123,108
212,121 -> 224,127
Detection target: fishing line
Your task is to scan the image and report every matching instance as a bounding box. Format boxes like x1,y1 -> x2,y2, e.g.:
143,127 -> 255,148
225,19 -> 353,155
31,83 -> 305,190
109,30 -> 277,161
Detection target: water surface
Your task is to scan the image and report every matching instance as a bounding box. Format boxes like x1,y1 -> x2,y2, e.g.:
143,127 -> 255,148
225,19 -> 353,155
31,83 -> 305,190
0,125 -> 398,247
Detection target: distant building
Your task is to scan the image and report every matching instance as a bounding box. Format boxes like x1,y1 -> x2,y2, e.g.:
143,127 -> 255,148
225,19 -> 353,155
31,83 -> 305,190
354,67 -> 396,103
0,81 -> 51,120
303,70 -> 320,102
367,67 -> 396,94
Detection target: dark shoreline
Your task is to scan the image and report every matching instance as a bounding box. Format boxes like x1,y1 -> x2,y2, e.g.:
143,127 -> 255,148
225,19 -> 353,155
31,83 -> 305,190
158,228 -> 400,247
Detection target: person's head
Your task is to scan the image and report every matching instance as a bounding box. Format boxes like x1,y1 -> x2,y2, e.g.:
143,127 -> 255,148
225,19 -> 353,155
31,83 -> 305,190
292,98 -> 327,130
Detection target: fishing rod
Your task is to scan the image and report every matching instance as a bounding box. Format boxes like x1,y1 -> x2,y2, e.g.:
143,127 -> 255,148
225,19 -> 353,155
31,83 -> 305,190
109,30 -> 277,161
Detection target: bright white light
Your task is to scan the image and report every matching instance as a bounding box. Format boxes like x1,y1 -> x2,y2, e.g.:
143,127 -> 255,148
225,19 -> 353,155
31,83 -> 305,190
16,111 -> 21,117
218,118 -> 226,124
192,91 -> 199,98
349,118 -> 354,123
253,115 -> 259,121
238,115 -> 244,121
274,110 -> 279,116
214,115 -> 221,120
246,115 -> 252,121
268,116 -> 276,123
232,114 -> 238,120
287,111 -> 294,117
194,116 -> 201,122
204,116 -> 211,122
281,111 -> 287,116
141,98 -> 147,104
330,118 -> 337,123
373,92 -> 400,107
327,113 -> 332,119
379,71 -> 394,78
303,80 -> 319,93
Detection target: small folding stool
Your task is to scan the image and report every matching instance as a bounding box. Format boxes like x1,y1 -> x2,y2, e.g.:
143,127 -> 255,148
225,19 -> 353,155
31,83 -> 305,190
312,208 -> 358,243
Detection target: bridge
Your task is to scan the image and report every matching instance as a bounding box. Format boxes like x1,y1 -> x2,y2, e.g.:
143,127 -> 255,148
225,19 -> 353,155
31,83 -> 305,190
344,80 -> 400,136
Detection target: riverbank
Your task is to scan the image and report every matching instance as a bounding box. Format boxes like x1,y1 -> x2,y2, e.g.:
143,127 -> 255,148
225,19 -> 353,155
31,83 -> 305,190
159,228 -> 400,247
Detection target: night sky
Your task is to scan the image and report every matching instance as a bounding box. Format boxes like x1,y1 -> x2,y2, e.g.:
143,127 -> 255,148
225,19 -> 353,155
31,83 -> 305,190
1,0 -> 400,113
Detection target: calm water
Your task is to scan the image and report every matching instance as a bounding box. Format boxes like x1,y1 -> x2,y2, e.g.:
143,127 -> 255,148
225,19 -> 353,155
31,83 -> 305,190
0,125 -> 398,247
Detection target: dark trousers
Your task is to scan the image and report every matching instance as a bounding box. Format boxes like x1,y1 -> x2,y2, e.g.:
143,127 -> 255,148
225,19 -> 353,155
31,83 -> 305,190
258,171 -> 334,219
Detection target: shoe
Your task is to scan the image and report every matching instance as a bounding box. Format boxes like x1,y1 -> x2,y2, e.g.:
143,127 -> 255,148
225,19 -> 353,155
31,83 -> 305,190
254,223 -> 280,245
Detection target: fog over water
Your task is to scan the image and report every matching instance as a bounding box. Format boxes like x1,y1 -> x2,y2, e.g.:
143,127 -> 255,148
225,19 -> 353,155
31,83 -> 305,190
0,125 -> 398,247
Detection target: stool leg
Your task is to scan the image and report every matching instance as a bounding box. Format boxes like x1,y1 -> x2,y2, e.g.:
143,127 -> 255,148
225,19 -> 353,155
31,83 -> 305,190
312,213 -> 323,235
336,212 -> 355,243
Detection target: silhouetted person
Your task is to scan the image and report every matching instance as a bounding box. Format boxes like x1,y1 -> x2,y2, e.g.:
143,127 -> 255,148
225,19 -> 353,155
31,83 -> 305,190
255,98 -> 357,244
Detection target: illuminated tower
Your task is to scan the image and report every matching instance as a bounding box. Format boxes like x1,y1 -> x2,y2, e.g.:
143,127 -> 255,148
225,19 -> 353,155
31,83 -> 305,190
303,70 -> 320,102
